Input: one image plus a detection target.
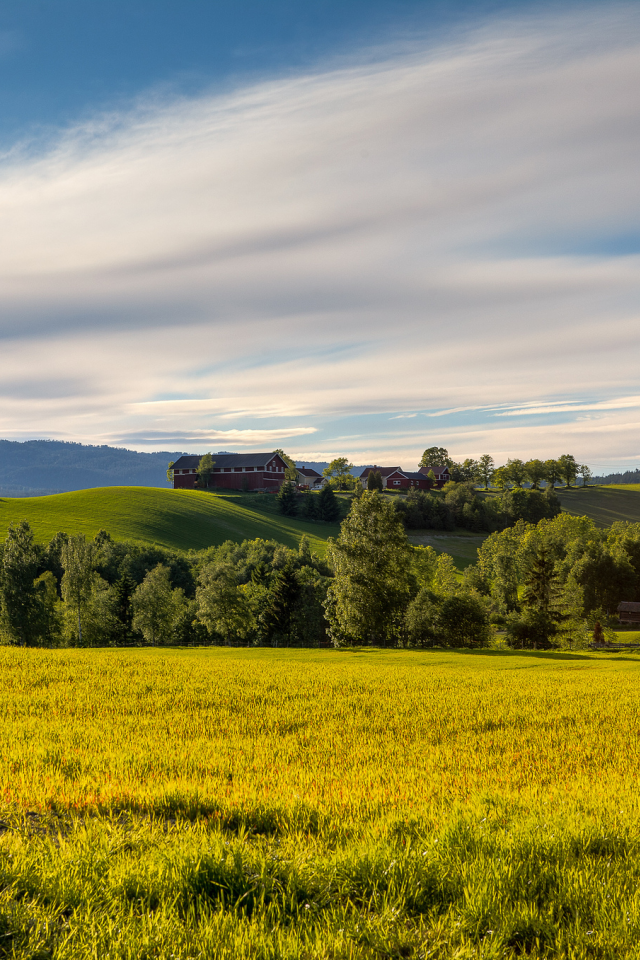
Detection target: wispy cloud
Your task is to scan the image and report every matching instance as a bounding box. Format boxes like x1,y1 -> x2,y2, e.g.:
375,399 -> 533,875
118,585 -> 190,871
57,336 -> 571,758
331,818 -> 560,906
0,6 -> 639,466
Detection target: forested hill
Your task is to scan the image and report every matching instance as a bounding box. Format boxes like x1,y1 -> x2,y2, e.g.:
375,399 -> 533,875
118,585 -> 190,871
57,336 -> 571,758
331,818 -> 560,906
593,468 -> 640,485
0,440 -> 183,495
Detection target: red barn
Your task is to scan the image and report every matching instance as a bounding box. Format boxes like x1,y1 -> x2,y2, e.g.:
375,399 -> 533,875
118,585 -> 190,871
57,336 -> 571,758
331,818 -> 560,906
418,464 -> 450,488
360,466 -> 435,490
172,452 -> 288,491
359,466 -> 401,488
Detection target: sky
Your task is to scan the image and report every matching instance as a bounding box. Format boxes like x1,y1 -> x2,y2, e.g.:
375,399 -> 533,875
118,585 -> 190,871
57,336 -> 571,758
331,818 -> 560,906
0,1 -> 639,472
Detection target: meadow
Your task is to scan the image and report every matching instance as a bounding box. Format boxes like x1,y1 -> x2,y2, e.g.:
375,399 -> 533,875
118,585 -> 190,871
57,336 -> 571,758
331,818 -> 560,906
0,487 -> 340,555
553,484 -> 640,526
3,646 -> 640,958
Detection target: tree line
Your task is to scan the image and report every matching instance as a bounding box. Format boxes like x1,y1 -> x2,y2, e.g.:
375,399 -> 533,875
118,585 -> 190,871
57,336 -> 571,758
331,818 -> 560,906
0,522 -> 330,648
419,447 -> 591,488
2,487 -> 636,651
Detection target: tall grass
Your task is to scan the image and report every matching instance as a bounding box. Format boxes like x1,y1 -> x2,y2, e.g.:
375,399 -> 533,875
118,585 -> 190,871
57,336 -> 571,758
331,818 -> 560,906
2,647 -> 640,957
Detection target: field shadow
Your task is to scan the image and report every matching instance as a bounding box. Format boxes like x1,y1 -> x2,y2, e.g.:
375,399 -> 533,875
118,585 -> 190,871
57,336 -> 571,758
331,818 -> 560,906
457,648 -> 640,663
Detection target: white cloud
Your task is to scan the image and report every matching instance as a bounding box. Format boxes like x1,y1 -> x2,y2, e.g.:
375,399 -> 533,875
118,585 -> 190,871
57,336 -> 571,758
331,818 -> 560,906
0,6 -> 639,467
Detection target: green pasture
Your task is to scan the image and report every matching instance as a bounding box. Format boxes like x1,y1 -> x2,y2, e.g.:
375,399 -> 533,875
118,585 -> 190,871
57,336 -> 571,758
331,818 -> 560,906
554,484 -> 640,526
0,486 -> 339,555
407,529 -> 486,569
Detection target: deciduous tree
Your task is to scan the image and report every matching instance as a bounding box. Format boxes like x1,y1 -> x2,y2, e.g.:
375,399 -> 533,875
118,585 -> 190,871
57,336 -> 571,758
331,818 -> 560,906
323,457 -> 355,490
420,447 -> 453,468
478,455 -> 494,490
197,453 -> 215,489
132,564 -> 184,645
61,535 -> 95,645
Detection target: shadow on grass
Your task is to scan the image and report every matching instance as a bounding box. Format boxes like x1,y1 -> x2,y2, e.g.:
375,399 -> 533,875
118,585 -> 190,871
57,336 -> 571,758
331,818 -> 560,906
426,648 -> 640,663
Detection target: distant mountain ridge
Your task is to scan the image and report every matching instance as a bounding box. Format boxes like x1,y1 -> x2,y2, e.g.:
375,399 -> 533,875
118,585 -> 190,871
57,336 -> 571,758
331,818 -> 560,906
0,440 -> 183,495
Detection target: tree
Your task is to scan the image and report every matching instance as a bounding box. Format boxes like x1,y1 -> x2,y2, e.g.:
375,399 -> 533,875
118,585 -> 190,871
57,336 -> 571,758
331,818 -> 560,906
578,464 -> 592,487
61,535 -> 95,645
166,461 -> 175,484
132,564 -> 183,645
367,469 -> 383,492
427,469 -> 437,487
438,596 -> 490,648
197,453 -> 215,490
522,545 -> 561,617
276,481 -> 298,517
0,521 -> 45,646
505,458 -> 527,487
525,459 -> 546,490
113,573 -> 136,644
316,484 -> 341,522
197,563 -> 252,645
567,543 -> 636,616
273,449 -> 298,483
558,454 -> 578,488
420,447 -> 453,469
456,459 -> 480,483
301,491 -> 318,521
34,571 -> 62,646
323,457 -> 355,490
478,455 -> 494,490
326,492 -> 412,646
492,466 -> 511,491
544,459 -> 562,489
262,563 -> 300,645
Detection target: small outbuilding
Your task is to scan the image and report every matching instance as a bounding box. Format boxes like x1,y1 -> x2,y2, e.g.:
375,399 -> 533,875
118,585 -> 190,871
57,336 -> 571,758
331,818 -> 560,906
617,601 -> 640,624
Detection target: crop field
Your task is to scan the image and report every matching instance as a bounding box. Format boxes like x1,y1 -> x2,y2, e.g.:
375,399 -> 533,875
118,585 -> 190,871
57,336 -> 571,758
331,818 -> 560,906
554,485 -> 640,527
0,487 -> 340,555
3,648 -> 640,958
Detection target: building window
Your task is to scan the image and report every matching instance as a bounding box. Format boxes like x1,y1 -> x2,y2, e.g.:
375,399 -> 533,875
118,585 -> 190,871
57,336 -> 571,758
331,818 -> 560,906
257,466 -> 265,471
245,467 -> 254,471
234,467 -> 242,472
393,480 -> 400,485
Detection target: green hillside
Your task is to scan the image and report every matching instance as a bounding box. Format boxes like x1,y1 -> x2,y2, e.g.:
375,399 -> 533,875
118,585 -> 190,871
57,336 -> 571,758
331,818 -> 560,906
0,487 -> 340,555
555,485 -> 640,526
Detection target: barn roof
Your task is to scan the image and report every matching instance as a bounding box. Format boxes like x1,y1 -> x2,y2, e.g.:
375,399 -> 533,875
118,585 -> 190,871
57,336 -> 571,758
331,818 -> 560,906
359,465 -> 401,478
172,452 -> 282,470
617,602 -> 640,612
297,466 -> 322,477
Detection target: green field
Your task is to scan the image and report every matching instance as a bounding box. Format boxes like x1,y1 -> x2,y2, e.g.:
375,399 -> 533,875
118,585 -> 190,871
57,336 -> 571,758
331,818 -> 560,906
552,484 -> 640,526
0,487 -> 339,555
3,646 -> 640,958
407,530 -> 486,569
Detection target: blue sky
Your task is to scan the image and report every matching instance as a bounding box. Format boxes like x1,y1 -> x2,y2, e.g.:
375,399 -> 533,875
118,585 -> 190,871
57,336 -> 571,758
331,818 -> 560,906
0,0 -> 639,471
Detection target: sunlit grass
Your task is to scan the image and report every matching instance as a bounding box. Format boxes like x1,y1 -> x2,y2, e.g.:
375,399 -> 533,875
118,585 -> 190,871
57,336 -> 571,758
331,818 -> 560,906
2,647 -> 640,956
0,486 -> 339,554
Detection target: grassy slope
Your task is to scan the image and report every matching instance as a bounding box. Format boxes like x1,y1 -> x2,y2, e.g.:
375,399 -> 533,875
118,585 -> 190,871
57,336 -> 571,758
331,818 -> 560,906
0,487 -> 339,555
554,484 -> 640,526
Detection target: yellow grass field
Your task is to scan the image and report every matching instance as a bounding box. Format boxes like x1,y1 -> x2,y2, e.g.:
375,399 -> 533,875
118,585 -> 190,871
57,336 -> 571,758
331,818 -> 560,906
3,646 -> 640,957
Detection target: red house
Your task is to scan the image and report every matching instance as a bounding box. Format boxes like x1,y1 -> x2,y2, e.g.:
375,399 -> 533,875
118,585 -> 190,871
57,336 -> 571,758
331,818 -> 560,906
359,466 -> 402,488
386,469 -> 433,490
360,464 -> 447,490
418,464 -> 450,488
172,451 -> 288,491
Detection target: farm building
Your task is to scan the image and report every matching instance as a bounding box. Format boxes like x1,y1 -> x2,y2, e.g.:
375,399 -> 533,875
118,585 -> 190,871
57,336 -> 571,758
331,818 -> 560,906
617,601 -> 640,624
359,466 -> 402,488
359,464 -> 449,490
295,466 -> 324,488
419,465 -> 450,487
172,452 -> 289,491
